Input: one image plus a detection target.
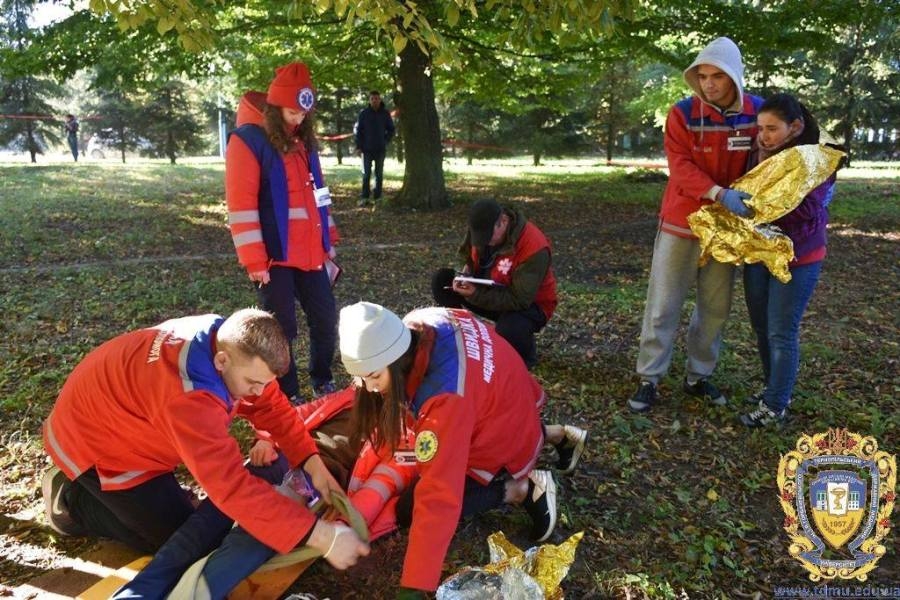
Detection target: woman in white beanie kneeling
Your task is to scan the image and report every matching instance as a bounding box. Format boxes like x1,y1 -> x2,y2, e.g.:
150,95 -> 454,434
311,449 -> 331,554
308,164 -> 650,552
338,302 -> 587,598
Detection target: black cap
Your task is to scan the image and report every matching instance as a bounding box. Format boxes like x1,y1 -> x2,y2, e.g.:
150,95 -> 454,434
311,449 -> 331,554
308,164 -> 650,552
468,199 -> 502,248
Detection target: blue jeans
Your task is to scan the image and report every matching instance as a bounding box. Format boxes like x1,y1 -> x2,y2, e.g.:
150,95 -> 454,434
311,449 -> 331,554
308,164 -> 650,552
258,266 -> 337,397
743,261 -> 822,413
67,135 -> 78,161
361,150 -> 386,199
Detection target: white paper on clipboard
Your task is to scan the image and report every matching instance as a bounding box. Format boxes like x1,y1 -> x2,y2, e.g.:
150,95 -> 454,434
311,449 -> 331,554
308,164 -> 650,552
454,275 -> 501,286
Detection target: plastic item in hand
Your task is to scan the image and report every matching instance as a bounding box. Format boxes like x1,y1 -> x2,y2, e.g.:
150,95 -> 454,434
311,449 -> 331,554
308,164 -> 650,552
281,468 -> 322,509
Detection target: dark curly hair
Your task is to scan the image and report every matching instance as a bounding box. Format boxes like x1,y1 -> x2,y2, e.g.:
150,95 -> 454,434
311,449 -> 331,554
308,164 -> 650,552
263,104 -> 318,154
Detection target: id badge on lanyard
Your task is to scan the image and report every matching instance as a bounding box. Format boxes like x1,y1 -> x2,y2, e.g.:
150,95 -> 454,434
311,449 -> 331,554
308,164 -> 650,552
727,130 -> 751,151
314,186 -> 332,207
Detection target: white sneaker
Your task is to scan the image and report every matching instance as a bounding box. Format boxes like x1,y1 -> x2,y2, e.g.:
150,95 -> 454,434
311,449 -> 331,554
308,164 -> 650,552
555,425 -> 587,475
522,470 -> 557,542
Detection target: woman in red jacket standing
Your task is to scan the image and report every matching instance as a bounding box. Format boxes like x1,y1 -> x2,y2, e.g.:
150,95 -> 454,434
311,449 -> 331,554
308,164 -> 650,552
226,61 -> 340,402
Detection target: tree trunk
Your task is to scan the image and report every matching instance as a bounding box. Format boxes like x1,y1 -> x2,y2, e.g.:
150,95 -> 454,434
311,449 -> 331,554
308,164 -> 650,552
335,90 -> 344,165
466,120 -> 474,166
392,41 -> 448,210
605,116 -> 614,165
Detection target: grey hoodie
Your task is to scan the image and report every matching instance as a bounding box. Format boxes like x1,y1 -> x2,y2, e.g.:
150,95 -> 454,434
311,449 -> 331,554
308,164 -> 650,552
683,37 -> 745,112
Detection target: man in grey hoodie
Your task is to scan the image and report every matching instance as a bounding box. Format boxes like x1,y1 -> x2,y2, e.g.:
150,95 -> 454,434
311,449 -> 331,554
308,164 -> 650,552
628,37 -> 764,413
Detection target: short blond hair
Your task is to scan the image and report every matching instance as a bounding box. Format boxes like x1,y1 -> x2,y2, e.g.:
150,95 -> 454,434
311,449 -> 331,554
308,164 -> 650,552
218,308 -> 290,376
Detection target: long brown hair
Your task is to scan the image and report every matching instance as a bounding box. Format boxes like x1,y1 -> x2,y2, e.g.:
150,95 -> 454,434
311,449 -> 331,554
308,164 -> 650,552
349,330 -> 419,452
263,104 -> 318,154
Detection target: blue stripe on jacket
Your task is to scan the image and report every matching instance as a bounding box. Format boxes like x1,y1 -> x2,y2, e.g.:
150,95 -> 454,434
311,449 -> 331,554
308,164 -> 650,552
163,315 -> 232,411
410,319 -> 464,415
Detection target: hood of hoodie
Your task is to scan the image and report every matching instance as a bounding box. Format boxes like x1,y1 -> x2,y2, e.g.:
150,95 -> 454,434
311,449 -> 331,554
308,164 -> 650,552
235,91 -> 268,127
683,37 -> 744,112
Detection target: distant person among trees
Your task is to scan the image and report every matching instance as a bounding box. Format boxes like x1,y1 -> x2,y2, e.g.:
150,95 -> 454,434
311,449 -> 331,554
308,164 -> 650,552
40,308 -> 369,570
64,114 -> 78,161
226,61 -> 341,402
431,198 -> 558,369
353,90 -> 395,207
739,93 -> 842,428
628,37 -> 763,413
338,302 -> 586,598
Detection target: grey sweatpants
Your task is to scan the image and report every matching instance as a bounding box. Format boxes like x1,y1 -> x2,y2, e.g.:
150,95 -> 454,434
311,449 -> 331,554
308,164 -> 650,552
636,229 -> 736,384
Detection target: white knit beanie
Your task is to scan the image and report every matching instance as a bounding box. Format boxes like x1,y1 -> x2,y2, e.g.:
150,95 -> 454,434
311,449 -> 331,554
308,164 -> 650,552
683,37 -> 745,105
339,302 -> 411,376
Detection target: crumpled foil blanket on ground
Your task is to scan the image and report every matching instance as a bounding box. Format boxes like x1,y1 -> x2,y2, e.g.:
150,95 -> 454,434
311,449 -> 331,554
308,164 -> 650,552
436,531 -> 584,599
687,144 -> 844,282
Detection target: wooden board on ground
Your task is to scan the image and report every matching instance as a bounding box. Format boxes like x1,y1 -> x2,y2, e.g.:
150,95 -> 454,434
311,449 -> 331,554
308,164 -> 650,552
228,558 -> 316,600
76,556 -> 151,599
14,540 -> 143,599
70,555 -> 315,600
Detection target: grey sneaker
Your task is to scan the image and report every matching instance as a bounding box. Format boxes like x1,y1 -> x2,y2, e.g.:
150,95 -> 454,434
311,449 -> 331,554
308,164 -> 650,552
42,466 -> 85,536
555,426 -> 587,475
627,381 -> 657,413
683,378 -> 727,406
740,400 -> 786,428
522,470 -> 557,542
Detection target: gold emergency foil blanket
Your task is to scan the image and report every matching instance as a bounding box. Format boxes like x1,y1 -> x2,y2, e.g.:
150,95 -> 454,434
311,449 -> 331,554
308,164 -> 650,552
687,144 -> 844,283
482,530 -> 584,599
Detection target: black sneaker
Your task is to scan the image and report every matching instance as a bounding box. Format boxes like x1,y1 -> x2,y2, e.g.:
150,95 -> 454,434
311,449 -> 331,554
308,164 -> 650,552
555,426 -> 587,475
521,470 -> 557,542
627,381 -> 657,413
740,400 -> 786,428
312,381 -> 338,398
682,378 -> 727,406
357,198 -> 371,208
42,466 -> 85,536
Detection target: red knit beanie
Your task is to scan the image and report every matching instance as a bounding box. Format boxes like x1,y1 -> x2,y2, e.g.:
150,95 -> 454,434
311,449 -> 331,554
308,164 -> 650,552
266,62 -> 316,111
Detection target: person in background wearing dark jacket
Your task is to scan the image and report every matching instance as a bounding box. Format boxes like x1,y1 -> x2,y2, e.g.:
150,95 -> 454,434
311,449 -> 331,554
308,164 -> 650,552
64,114 -> 79,161
431,198 -> 558,369
739,93 -> 840,428
354,90 -> 395,207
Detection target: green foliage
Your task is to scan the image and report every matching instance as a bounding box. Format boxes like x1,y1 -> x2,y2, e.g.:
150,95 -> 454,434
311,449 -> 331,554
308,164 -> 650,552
139,79 -> 207,163
0,0 -> 66,161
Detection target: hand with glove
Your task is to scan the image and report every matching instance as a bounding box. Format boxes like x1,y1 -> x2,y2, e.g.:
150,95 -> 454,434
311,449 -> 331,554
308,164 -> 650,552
717,188 -> 753,217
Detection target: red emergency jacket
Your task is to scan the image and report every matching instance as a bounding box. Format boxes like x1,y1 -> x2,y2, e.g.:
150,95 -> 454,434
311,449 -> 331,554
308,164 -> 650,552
660,93 -> 763,238
225,91 -> 340,274
468,217 -> 558,320
42,315 -> 320,554
289,388 -> 417,541
399,307 -> 546,591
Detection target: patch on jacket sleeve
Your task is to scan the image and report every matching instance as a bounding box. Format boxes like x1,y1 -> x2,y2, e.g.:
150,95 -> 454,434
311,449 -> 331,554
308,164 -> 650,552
414,430 -> 439,463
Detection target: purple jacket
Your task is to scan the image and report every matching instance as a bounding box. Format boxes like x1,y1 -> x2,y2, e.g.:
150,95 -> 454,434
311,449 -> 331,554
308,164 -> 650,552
773,175 -> 833,259
749,143 -> 833,261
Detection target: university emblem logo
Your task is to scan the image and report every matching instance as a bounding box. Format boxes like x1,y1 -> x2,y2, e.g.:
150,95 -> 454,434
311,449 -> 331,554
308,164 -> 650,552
297,87 -> 315,111
777,428 -> 896,581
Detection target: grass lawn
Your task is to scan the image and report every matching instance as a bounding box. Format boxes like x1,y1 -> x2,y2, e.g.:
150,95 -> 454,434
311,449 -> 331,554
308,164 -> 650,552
1,155 -> 898,598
